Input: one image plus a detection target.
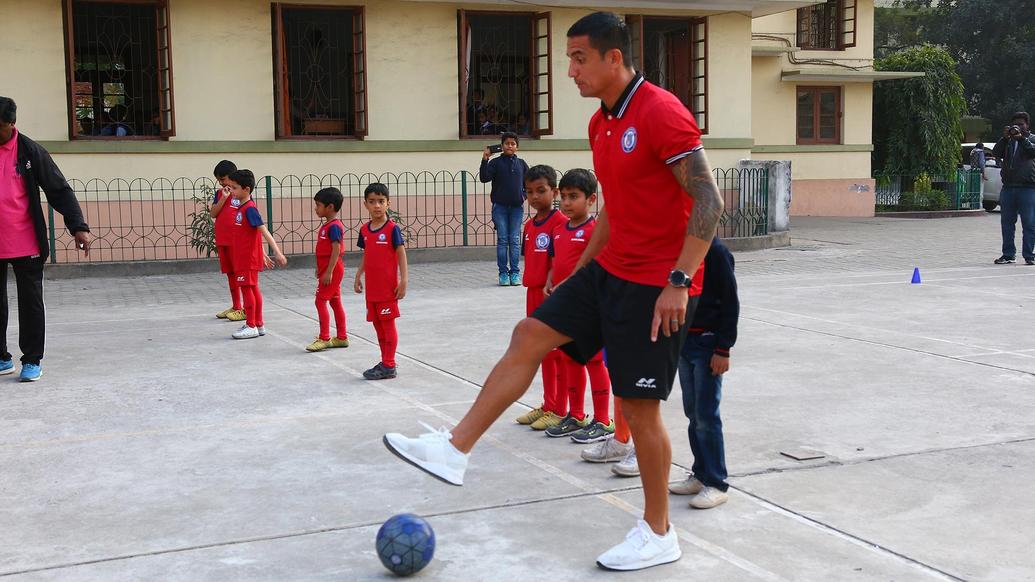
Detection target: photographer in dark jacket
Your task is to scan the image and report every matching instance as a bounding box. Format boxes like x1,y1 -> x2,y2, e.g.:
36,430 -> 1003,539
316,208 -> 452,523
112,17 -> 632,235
479,131 -> 529,286
992,111 -> 1035,265
0,96 -> 91,382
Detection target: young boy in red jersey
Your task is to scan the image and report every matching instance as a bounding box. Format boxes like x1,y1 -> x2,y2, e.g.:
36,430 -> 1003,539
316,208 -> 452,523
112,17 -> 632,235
354,183 -> 408,380
514,165 -> 569,431
543,168 -> 613,442
226,170 -> 288,340
210,160 -> 247,322
306,187 -> 350,352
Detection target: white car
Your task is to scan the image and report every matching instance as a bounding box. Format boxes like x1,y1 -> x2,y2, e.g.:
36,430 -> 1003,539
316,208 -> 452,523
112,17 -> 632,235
962,143 -> 1003,211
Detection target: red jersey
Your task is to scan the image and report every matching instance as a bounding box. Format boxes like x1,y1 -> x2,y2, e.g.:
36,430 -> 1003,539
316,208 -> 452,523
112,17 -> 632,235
358,219 -> 404,302
549,217 -> 595,283
521,209 -> 567,288
213,186 -> 241,246
590,75 -> 705,294
315,218 -> 345,270
231,199 -> 265,273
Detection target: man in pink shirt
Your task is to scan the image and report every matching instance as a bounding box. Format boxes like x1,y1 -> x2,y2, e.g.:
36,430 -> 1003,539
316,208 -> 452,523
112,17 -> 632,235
0,96 -> 91,382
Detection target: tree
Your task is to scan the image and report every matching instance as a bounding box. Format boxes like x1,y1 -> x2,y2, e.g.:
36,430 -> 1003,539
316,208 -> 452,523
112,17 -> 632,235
873,45 -> 966,176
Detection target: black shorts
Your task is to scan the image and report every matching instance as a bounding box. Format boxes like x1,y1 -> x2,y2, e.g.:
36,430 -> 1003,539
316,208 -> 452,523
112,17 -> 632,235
532,261 -> 698,400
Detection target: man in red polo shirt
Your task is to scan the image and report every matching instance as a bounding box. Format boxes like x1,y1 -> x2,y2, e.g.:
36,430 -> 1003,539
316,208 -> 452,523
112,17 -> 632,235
0,96 -> 91,382
384,13 -> 723,571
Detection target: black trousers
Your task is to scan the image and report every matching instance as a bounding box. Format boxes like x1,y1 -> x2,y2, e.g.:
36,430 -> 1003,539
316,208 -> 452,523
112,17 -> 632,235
0,256 -> 45,365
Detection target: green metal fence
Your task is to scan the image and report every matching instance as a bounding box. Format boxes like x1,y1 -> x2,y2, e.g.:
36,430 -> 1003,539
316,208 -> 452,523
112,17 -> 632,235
46,167 -> 769,264
874,169 -> 982,212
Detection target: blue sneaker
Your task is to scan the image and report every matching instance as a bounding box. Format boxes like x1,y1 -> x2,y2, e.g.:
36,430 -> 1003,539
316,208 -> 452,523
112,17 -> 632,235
0,359 -> 13,376
19,363 -> 41,382
510,273 -> 521,286
499,273 -> 509,286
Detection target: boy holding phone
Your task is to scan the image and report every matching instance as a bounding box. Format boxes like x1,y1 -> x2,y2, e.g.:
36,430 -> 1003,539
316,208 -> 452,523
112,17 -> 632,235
480,132 -> 529,286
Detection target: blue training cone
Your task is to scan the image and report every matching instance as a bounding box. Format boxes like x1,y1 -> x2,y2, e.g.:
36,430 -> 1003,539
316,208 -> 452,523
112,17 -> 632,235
911,267 -> 921,285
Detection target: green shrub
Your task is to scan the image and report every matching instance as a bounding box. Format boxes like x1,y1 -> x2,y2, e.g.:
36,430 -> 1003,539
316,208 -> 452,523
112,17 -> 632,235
189,185 -> 216,257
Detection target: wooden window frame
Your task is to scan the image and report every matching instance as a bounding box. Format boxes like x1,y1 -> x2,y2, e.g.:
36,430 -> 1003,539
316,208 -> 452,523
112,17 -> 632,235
624,15 -> 708,135
796,86 -> 842,145
796,0 -> 857,51
457,9 -> 552,139
62,0 -> 176,140
271,3 -> 368,140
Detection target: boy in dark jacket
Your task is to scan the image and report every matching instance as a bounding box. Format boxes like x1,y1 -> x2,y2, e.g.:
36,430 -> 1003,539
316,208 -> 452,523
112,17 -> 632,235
668,236 -> 739,509
480,132 -> 529,286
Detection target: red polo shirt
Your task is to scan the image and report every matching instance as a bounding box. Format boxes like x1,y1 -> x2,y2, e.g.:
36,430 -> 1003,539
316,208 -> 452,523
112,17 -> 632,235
590,74 -> 704,295
0,129 -> 39,259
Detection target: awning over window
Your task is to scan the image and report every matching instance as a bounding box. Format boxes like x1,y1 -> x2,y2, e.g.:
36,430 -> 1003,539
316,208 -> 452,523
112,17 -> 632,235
781,69 -> 925,82
400,0 -> 824,17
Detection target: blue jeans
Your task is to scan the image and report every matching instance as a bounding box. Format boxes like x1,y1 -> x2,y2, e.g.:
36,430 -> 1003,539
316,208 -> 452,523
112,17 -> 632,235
1000,186 -> 1035,260
677,333 -> 728,491
492,204 -> 523,276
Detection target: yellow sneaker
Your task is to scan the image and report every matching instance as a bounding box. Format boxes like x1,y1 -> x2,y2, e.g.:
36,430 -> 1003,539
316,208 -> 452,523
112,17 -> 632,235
306,338 -> 332,352
226,309 -> 247,322
530,411 -> 564,431
216,307 -> 234,319
516,406 -> 545,425
328,337 -> 350,348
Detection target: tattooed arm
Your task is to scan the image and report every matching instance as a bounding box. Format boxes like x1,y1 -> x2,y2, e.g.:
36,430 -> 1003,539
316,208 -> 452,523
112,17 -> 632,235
650,148 -> 724,342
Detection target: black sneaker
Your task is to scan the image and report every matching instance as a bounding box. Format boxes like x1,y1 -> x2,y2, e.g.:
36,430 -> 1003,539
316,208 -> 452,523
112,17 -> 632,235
363,362 -> 397,380
544,415 -> 590,438
1026,258 -> 1035,266
570,419 -> 616,444
994,255 -> 1016,264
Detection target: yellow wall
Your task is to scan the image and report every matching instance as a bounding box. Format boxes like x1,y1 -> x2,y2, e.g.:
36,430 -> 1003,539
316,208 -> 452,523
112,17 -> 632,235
707,13 -> 754,141
751,0 -> 875,64
0,1 -> 68,141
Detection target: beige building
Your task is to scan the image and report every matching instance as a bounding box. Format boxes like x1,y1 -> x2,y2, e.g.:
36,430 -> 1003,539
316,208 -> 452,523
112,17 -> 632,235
1,0 -> 910,224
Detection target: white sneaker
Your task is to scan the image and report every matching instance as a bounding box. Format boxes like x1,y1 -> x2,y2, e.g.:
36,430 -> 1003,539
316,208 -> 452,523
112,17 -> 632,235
383,422 -> 470,486
596,519 -> 681,571
612,448 -> 639,477
257,326 -> 266,336
581,435 -> 633,463
232,325 -> 260,339
668,475 -> 704,495
689,486 -> 729,509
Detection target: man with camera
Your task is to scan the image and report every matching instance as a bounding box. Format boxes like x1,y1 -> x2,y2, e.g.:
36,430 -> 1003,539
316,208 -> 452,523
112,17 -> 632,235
992,112 -> 1035,265
480,132 -> 529,286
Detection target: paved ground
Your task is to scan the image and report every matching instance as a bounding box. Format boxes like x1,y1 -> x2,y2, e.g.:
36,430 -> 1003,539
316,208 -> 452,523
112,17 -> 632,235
3,214 -> 1034,581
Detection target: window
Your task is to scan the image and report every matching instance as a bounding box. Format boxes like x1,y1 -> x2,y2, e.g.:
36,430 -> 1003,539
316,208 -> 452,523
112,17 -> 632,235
796,0 -> 857,51
796,86 -> 841,144
626,16 -> 708,134
63,0 -> 175,138
272,5 -> 367,139
458,11 -> 552,138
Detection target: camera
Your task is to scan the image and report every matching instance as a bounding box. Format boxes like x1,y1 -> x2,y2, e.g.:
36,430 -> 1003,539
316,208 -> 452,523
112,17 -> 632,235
488,144 -> 503,154
1009,125 -> 1022,135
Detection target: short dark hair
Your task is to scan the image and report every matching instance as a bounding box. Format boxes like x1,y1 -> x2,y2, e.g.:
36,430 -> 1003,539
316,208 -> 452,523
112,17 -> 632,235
567,12 -> 632,67
559,168 -> 598,198
524,164 -> 559,189
228,169 -> 256,192
1012,112 -> 1030,125
213,160 -> 237,179
314,187 -> 344,211
364,182 -> 390,200
501,131 -> 520,146
0,96 -> 16,124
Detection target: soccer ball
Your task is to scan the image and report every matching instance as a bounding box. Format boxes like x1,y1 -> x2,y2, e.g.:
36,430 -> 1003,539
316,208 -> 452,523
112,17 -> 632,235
375,513 -> 435,576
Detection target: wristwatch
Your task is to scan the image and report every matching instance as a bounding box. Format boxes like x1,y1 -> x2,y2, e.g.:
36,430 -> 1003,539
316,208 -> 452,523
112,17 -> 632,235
668,269 -> 691,288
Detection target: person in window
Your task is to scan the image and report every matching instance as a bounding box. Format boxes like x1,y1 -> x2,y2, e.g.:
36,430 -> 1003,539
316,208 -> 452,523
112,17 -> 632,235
467,89 -> 485,135
481,106 -> 500,135
99,105 -> 133,137
514,113 -> 531,136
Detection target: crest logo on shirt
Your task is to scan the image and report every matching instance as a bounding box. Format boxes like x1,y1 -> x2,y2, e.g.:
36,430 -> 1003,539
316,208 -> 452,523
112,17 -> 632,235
535,233 -> 550,250
576,229 -> 585,238
621,127 -> 638,153
378,233 -> 386,241
230,198 -> 242,208
235,211 -> 243,224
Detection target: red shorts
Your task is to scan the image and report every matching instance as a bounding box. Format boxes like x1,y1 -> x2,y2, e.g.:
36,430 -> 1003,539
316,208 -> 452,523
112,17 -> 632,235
235,270 -> 259,287
316,262 -> 345,300
526,286 -> 546,317
217,245 -> 234,274
367,300 -> 400,322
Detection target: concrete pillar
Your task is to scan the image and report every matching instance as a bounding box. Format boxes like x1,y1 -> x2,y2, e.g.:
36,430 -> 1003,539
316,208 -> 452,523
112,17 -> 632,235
740,159 -> 792,233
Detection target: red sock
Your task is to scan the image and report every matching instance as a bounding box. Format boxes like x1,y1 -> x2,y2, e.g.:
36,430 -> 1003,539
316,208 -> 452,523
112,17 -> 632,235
330,296 -> 348,339
588,353 -> 611,425
565,356 -> 587,421
241,285 -> 263,327
316,298 -> 331,341
541,350 -> 565,416
227,274 -> 243,310
614,397 -> 631,444
373,318 -> 398,368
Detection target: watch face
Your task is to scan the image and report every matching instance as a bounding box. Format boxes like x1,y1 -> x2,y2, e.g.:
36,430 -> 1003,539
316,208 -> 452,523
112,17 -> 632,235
670,270 -> 688,286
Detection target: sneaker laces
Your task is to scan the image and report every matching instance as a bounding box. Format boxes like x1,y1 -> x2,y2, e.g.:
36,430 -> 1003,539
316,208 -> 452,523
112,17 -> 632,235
625,521 -> 653,550
416,421 -> 453,442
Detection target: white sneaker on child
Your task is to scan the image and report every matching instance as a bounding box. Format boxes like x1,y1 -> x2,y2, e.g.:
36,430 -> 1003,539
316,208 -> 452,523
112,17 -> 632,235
232,325 -> 260,339
581,435 -> 633,463
383,422 -> 470,486
596,519 -> 681,571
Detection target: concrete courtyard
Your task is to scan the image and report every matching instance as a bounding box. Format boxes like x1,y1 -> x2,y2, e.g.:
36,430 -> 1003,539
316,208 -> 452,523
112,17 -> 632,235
2,215 -> 1033,581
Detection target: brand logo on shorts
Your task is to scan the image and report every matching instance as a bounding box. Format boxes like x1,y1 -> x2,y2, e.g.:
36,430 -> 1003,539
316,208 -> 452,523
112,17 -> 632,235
535,232 -> 550,250
380,307 -> 393,315
236,275 -> 245,282
635,377 -> 657,389
622,127 -> 638,153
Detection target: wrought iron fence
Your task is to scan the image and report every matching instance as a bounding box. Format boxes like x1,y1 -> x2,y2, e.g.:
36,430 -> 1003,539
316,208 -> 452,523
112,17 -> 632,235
46,167 -> 769,264
875,169 -> 982,212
